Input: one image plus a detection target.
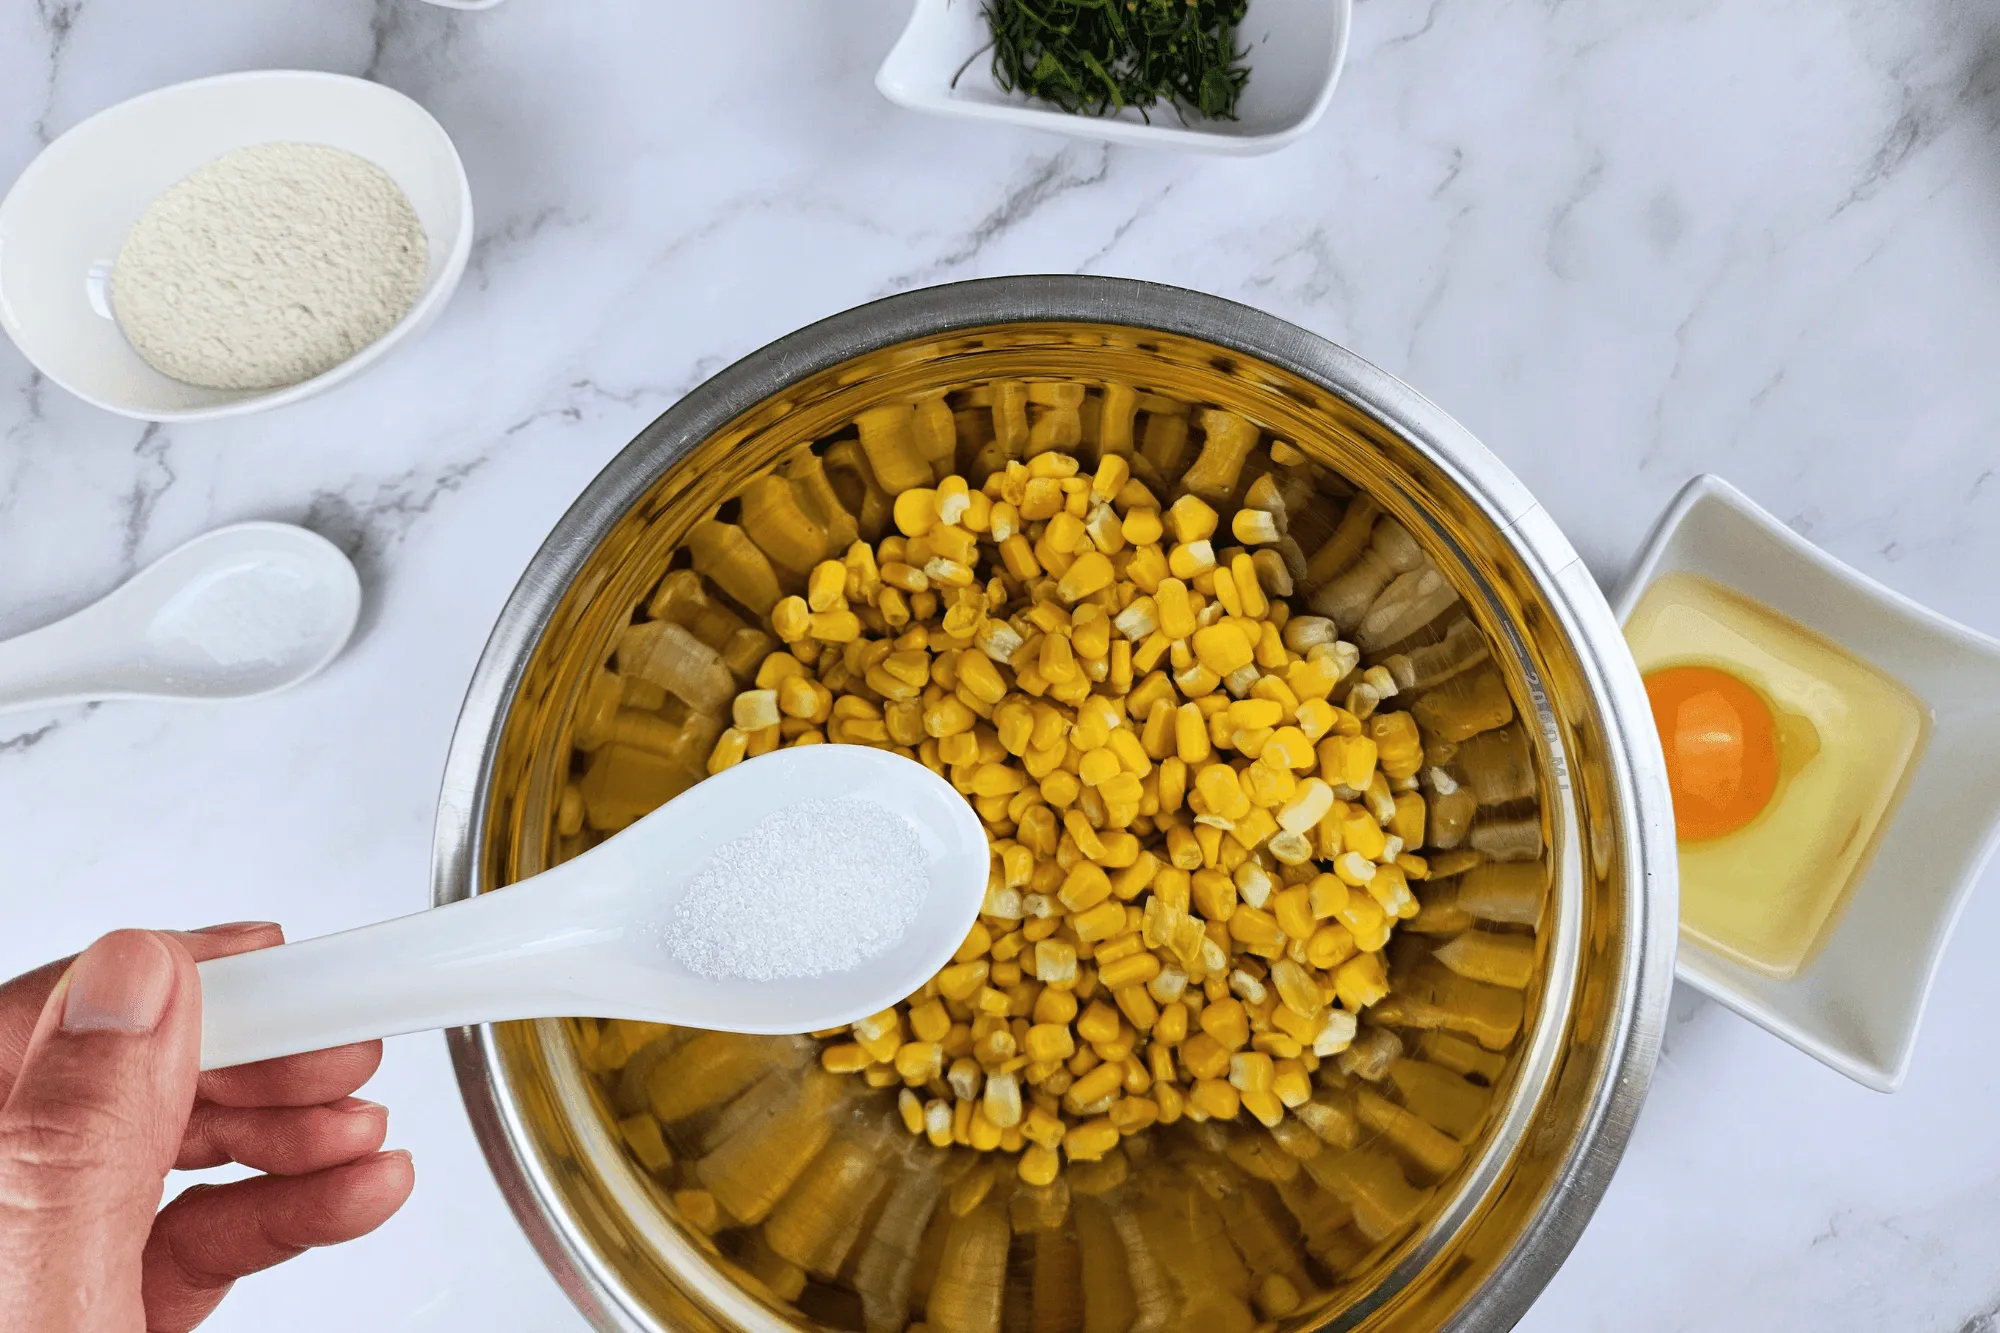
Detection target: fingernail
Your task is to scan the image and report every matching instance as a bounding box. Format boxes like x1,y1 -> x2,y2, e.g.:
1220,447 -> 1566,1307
62,932 -> 176,1034
345,1099 -> 387,1118
196,921 -> 280,936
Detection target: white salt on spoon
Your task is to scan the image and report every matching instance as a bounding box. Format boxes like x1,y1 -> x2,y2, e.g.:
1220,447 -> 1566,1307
195,746 -> 992,1070
670,797 -> 929,981
0,522 -> 361,712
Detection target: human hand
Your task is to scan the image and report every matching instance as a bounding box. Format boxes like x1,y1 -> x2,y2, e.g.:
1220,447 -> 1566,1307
0,924 -> 415,1332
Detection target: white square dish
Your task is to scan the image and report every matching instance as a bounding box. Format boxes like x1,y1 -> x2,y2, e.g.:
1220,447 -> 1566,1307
1619,475 -> 2000,1091
876,0 -> 1350,155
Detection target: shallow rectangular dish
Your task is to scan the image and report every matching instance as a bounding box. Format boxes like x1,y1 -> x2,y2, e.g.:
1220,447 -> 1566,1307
877,0 -> 1350,155
1620,475 -> 2000,1091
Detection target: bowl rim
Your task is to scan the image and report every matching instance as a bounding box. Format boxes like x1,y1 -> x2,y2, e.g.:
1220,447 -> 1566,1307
0,67 -> 474,423
432,275 -> 1679,1332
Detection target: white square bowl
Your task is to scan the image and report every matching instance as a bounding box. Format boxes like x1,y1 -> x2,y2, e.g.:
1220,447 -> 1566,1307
876,0 -> 1350,155
1618,475 -> 2000,1091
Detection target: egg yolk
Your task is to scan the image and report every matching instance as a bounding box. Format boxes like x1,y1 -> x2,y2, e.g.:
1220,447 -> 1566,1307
1644,665 -> 1780,842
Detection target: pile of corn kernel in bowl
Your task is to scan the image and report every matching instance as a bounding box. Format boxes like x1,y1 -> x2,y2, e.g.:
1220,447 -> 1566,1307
556,377 -> 1545,1323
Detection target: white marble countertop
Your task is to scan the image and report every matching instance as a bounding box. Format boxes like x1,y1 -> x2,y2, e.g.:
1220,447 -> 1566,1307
4,1 -> 1999,1329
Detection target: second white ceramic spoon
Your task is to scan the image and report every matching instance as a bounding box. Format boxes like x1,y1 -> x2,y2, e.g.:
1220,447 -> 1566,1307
197,746 -> 991,1070
0,521 -> 361,712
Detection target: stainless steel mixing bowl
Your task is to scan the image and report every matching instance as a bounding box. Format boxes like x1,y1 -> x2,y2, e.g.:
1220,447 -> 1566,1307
431,277 -> 1677,1332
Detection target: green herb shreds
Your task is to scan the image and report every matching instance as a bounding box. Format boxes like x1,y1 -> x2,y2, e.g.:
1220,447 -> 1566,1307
983,0 -> 1252,122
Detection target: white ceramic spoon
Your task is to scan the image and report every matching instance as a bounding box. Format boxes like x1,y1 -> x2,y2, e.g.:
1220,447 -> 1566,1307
0,522 -> 361,711
197,746 -> 991,1070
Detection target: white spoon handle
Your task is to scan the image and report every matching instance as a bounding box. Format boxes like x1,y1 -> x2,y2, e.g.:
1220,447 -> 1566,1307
0,615 -> 101,712
196,875 -> 619,1070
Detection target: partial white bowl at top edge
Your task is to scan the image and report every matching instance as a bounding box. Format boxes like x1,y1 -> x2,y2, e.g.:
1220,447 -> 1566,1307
1618,474 -> 2000,1092
877,0 -> 1350,156
0,69 -> 473,423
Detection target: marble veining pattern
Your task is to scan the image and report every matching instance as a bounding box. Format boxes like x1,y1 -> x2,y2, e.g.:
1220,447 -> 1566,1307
3,1 -> 1998,1329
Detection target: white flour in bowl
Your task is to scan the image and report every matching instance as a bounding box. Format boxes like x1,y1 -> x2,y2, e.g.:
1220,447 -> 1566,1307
110,142 -> 427,391
670,797 -> 927,981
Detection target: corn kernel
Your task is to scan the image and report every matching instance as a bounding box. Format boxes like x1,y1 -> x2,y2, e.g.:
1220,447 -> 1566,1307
1034,987 -> 1079,1025
1098,951 -> 1161,990
1108,1096 -> 1158,1135
983,1070 -> 1023,1128
1241,1087 -> 1285,1128
895,1041 -> 944,1083
1192,623 -> 1254,676
1168,540 -> 1216,579
771,595 -> 810,642
1025,1023 -> 1076,1063
1270,959 -> 1323,1017
1072,900 -> 1126,942
706,728 -> 749,774
1189,1078 -> 1241,1120
1190,867 -> 1238,922
1322,734 -> 1379,792
1391,789 -> 1427,847
1232,508 -> 1281,545
821,1042 -> 871,1073
674,1189 -> 721,1233
924,1098 -> 954,1147
1019,1143 -> 1062,1186
1065,1062 -> 1124,1112
1024,1104 -> 1072,1144
1199,998 -> 1250,1050
1156,578 -> 1196,640
1076,747 -> 1120,788
1065,1117 -> 1122,1161
1034,938 -> 1079,985
732,689 -> 781,731
1273,886 -> 1316,941
1058,551 -> 1116,602
808,610 -> 862,642
1228,1051 -> 1275,1094
1336,850 -> 1378,886
1259,1274 -> 1303,1319
1227,905 -> 1283,950
1314,1008 -> 1358,1056
1335,951 -> 1391,1010
1076,1001 -> 1122,1046
910,998 -> 953,1042
1309,873 -> 1351,920
1166,495 -> 1218,543
806,560 -> 848,613
937,960 -> 990,1000
891,486 -> 939,537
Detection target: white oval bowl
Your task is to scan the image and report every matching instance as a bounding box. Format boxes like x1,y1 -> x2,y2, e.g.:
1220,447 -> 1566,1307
0,69 -> 473,422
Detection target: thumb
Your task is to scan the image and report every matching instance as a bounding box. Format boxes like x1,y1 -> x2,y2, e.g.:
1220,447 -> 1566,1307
0,931 -> 201,1333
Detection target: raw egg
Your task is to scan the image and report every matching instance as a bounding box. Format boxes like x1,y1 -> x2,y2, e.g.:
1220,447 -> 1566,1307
1625,572 -> 1926,978
1644,664 -> 1779,842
